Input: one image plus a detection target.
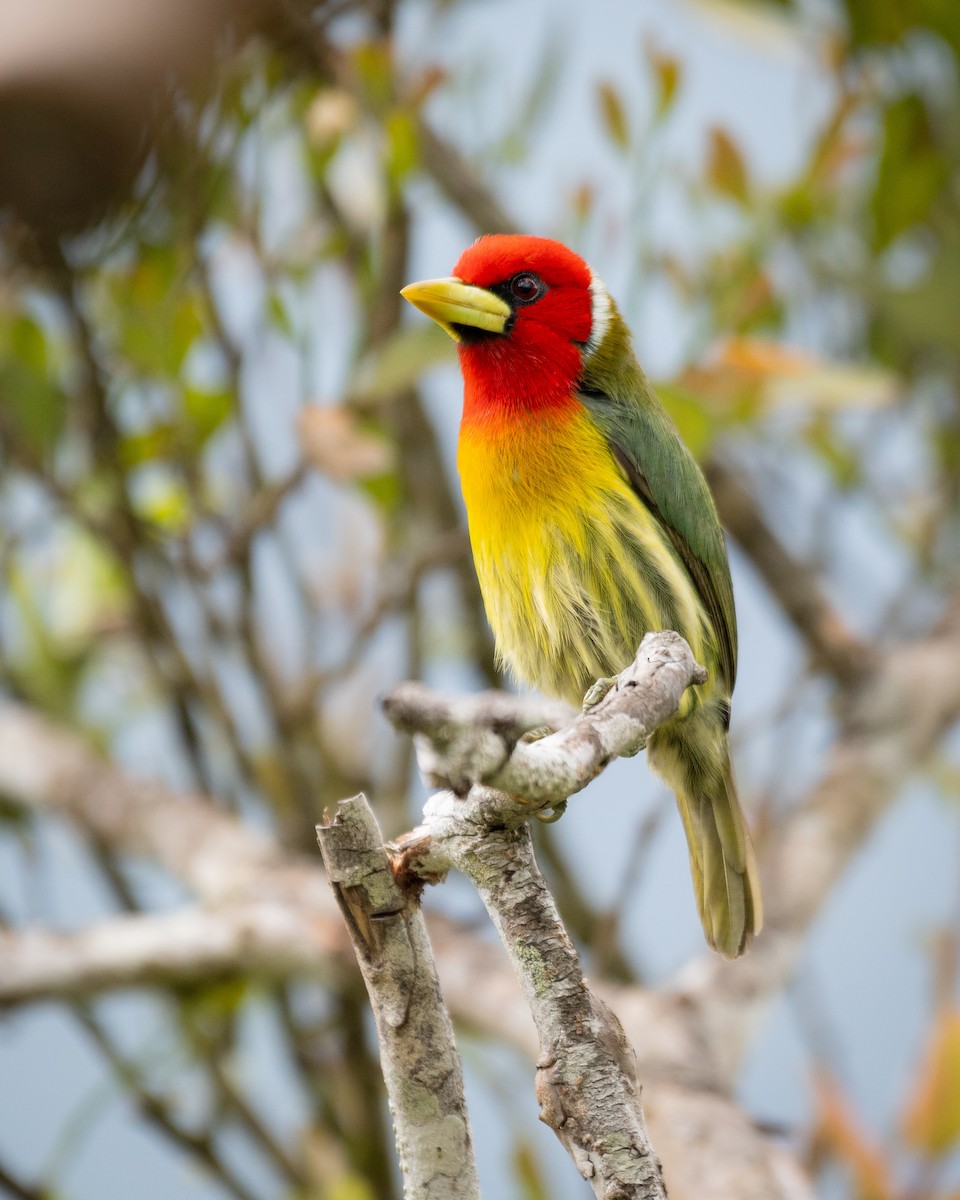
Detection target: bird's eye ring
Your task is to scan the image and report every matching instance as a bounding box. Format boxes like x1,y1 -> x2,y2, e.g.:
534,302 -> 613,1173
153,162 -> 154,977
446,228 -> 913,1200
509,273 -> 544,304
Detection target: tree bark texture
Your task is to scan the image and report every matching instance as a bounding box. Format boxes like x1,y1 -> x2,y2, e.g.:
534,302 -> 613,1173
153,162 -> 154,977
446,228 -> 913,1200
373,632 -> 706,1198
317,796 -> 480,1200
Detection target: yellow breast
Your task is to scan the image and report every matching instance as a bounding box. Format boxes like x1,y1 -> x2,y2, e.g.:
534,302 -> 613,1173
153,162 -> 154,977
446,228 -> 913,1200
457,406 -> 708,704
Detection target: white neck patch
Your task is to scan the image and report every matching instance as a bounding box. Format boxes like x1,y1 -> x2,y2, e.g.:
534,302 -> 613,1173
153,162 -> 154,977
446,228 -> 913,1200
584,270 -> 612,360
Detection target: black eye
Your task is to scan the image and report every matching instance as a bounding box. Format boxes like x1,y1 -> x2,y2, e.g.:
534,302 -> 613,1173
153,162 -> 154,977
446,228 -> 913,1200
509,273 -> 544,304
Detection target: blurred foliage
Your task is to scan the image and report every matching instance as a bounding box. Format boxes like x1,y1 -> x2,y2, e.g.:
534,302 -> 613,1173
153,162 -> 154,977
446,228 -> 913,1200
809,1006 -> 960,1199
902,1007 -> 960,1157
0,0 -> 958,1197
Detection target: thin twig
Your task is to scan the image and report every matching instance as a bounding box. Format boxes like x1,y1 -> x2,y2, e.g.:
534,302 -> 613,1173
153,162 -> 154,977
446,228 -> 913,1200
385,631 -> 704,809
0,1161 -> 47,1200
706,460 -> 875,685
73,1005 -> 265,1200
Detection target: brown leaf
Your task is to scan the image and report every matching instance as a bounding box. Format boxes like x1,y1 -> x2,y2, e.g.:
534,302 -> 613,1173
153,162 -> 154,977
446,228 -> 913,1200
570,182 -> 595,222
713,336 -> 814,379
305,89 -> 361,146
901,1008 -> 960,1157
408,65 -> 447,107
678,336 -> 898,413
707,126 -> 750,204
810,1072 -> 894,1200
297,405 -> 392,482
596,81 -> 630,152
644,39 -> 682,116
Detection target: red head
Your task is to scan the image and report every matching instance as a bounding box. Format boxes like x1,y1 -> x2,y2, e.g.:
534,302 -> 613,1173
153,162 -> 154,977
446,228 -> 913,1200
402,235 -> 599,423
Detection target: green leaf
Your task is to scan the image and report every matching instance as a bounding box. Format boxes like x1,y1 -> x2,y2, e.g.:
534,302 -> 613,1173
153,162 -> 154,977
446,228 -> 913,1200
182,387 -> 233,442
119,426 -> 177,468
359,469 -> 401,513
350,322 -> 454,402
107,243 -> 203,376
0,316 -> 66,458
803,414 -> 862,490
4,559 -> 92,719
266,291 -> 295,339
385,107 -> 420,185
513,1140 -> 551,1200
0,793 -> 35,839
48,530 -> 129,647
326,1175 -> 378,1200
872,239 -> 960,358
352,40 -> 393,112
871,92 -> 949,249
9,313 -> 48,370
844,0 -> 912,47
132,469 -> 191,531
918,0 -> 960,53
655,383 -> 719,458
178,978 -> 249,1029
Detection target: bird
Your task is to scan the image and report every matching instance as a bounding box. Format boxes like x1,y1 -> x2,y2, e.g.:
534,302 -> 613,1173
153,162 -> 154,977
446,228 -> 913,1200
400,234 -> 761,958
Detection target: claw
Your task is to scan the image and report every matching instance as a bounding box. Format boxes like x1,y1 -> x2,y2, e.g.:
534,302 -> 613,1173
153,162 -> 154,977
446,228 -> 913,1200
582,676 -> 617,712
535,800 -> 568,824
520,725 -> 551,744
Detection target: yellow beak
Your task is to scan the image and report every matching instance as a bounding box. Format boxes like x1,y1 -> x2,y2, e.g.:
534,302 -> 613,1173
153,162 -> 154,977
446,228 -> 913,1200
400,277 -> 511,342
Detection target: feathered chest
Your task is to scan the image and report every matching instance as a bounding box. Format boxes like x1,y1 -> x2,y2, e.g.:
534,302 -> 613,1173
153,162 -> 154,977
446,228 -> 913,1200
457,405 -> 623,561
456,404 -> 707,701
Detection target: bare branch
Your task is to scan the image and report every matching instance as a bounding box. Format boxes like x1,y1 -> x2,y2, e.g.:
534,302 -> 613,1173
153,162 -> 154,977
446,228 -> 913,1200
0,702 -> 309,904
645,1085 -> 813,1200
0,690 -> 817,1198
317,796 -> 480,1200
0,1160 -> 46,1200
458,821 -> 666,1198
15,600 -> 953,1200
381,634 -> 704,1199
73,1004 -> 265,1200
0,903 -> 345,1006
384,631 -> 705,811
416,122 -> 519,235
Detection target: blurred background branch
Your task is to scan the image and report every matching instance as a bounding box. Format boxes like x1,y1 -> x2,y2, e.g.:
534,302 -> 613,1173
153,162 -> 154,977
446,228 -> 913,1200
0,0 -> 959,1197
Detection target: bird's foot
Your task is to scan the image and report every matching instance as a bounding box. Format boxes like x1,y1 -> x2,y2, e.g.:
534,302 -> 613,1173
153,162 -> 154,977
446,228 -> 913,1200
582,676 -> 618,712
520,725 -> 551,744
535,799 -> 568,824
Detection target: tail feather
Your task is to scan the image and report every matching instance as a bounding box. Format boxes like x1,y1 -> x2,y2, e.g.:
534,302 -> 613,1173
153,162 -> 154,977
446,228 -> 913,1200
648,713 -> 762,959
701,792 -> 745,953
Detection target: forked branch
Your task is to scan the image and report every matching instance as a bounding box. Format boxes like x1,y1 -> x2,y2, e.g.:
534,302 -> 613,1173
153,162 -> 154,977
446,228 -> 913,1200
325,632 -> 704,1199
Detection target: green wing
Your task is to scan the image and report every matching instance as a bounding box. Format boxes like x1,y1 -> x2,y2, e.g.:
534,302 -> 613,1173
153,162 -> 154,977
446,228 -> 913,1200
579,370 -> 738,694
